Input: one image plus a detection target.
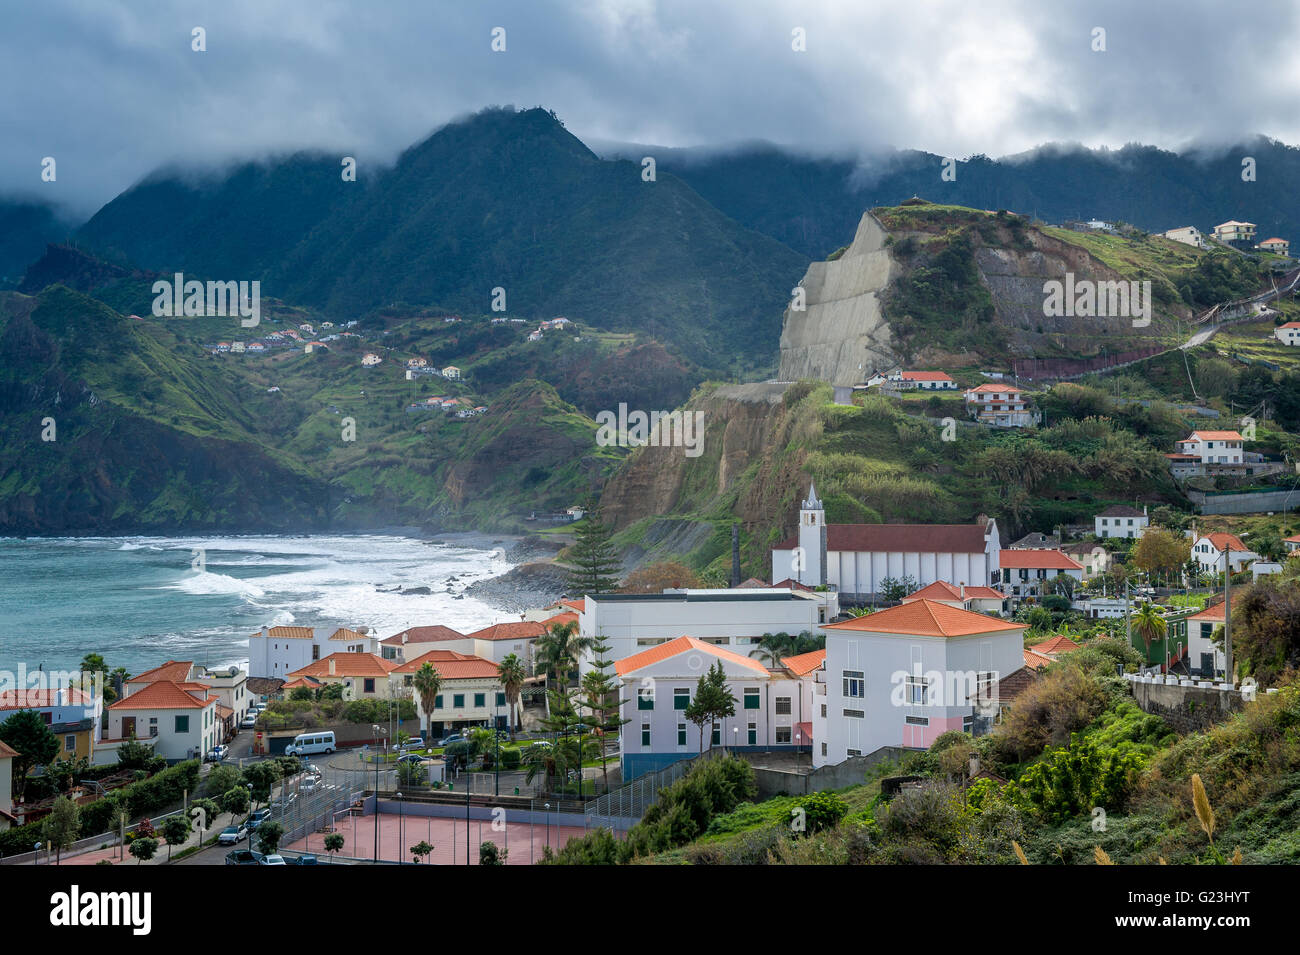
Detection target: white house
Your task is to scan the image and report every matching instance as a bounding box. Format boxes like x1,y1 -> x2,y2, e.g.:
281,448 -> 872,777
1094,504 -> 1148,539
407,357 -> 428,368
771,484 -> 1001,601
390,649 -> 507,736
1163,226 -> 1205,248
579,589 -> 825,671
379,625 -> 467,662
1285,534 -> 1300,554
614,637 -> 812,777
105,681 -> 220,763
815,600 -> 1026,766
247,625 -> 377,679
442,365 -> 461,380
285,653 -> 398,699
1175,430 -> 1244,466
1185,598 -> 1236,678
1257,237 -> 1290,256
902,580 -> 1005,615
963,384 -> 1037,428
1275,322 -> 1300,346
1213,220 -> 1257,245
362,353 -> 383,366
1191,532 -> 1260,575
892,370 -> 957,390
997,549 -> 1085,603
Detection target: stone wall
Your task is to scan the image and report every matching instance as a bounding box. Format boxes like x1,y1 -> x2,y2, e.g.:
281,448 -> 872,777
1128,681 -> 1245,734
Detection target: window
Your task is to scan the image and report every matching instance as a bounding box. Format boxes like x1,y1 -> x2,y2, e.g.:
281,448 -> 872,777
962,715 -> 974,734
820,703 -> 826,718
821,742 -> 828,756
775,727 -> 792,744
842,709 -> 864,718
747,722 -> 757,745
711,723 -> 720,746
175,715 -> 189,733
677,723 -> 687,746
363,678 -> 375,694
673,688 -> 690,710
743,688 -> 760,710
453,694 -> 465,708
847,748 -> 861,757
641,723 -> 651,747
474,693 -> 486,708
638,689 -> 655,710
905,674 -> 926,706
496,692 -> 506,707
842,670 -> 864,699
775,697 -> 791,715
434,695 -> 443,709
64,735 -> 76,752
905,716 -> 929,726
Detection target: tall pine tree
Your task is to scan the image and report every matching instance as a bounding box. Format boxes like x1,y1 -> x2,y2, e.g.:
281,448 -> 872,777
565,502 -> 621,596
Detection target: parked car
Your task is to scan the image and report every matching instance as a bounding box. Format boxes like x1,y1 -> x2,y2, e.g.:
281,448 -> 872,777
437,733 -> 466,747
240,714 -> 258,729
258,854 -> 287,865
217,824 -> 248,845
269,794 -> 297,811
224,849 -> 264,865
395,737 -> 425,753
246,809 -> 272,831
285,854 -> 318,865
206,744 -> 229,762
396,753 -> 430,765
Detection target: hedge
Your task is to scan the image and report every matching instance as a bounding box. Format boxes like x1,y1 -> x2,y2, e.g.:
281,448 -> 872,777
0,760 -> 200,856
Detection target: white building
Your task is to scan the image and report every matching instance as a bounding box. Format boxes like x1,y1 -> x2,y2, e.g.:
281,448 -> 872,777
362,353 -> 383,366
1094,504 -> 1148,539
891,370 -> 957,390
771,484 -> 1001,601
998,549 -> 1085,603
963,384 -> 1038,428
1163,226 -> 1205,248
442,365 -> 461,380
815,600 -> 1026,766
390,649 -> 507,735
902,580 -> 1005,615
247,625 -> 377,679
1185,598 -> 1234,677
285,653 -> 398,699
1275,322 -> 1300,345
614,637 -> 816,777
105,681 -> 220,763
1175,430 -> 1244,466
579,590 -> 825,671
1191,532 -> 1260,575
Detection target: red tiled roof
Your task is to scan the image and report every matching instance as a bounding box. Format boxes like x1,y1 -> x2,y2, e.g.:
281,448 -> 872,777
770,578 -> 816,592
392,649 -> 501,680
824,599 -> 1027,638
1286,534 -> 1300,544
904,580 -> 1005,602
966,383 -> 1023,394
541,612 -> 580,628
1186,431 -> 1244,442
1188,597 -> 1241,622
0,688 -> 91,710
780,649 -> 826,676
900,371 -> 953,381
1023,649 -> 1055,670
1278,322 -> 1300,330
1200,532 -> 1249,553
287,653 -> 396,680
128,660 -> 194,684
999,666 -> 1041,700
1029,635 -> 1081,655
328,628 -> 369,642
999,549 -> 1084,571
109,680 -> 214,710
267,626 -> 315,639
282,676 -> 323,690
615,637 -> 771,677
736,577 -> 771,589
467,621 -> 548,642
380,625 -> 465,646
777,522 -> 990,553
216,704 -> 234,719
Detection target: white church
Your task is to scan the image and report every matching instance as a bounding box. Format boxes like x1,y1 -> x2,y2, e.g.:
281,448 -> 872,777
770,484 -> 1002,602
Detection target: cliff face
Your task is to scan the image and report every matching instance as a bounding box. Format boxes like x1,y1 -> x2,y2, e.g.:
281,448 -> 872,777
777,212 -> 896,385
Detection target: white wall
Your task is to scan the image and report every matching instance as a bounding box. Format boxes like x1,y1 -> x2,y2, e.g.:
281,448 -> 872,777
107,703 -> 217,761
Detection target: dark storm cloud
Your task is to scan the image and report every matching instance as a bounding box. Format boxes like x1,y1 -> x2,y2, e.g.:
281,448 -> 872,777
3,0 -> 1297,216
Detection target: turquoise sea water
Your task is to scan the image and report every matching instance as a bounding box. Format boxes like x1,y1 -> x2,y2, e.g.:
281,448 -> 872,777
0,535 -> 509,675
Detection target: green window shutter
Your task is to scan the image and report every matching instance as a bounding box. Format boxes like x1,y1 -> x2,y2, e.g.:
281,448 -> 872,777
434,695 -> 443,709
677,726 -> 687,746
744,690 -> 760,710
474,693 -> 486,708
496,692 -> 506,707
747,728 -> 757,745
673,691 -> 689,710
638,695 -> 654,710
453,694 -> 465,708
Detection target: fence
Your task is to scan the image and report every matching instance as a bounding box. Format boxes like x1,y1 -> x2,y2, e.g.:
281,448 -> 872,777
583,748 -> 720,824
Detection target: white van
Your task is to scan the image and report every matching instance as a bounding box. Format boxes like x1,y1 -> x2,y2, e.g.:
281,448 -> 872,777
284,731 -> 336,756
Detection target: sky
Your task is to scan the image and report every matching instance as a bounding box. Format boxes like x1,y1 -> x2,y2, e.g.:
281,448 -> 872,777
5,0 -> 1300,215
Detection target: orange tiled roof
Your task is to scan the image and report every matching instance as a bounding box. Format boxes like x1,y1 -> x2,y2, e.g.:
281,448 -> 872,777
900,371 -> 953,381
903,580 -> 963,602
328,628 -> 370,642
1029,635 -> 1081,655
109,680 -> 214,710
128,660 -> 194,684
267,626 -> 315,639
287,653 -> 396,680
540,612 -> 579,628
1201,532 -> 1249,553
392,649 -> 501,679
467,621 -> 548,642
0,688 -> 91,710
999,549 -> 1084,571
0,740 -> 19,758
1023,649 -> 1055,670
1188,597 -> 1241,623
615,636 -> 771,677
966,383 -> 1023,394
1286,534 -> 1300,544
216,704 -> 234,719
780,649 -> 826,676
380,625 -> 465,646
823,599 -> 1027,638
1187,431 -> 1245,442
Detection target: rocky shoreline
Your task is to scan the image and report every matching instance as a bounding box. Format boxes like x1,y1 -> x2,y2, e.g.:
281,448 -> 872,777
460,534 -> 571,613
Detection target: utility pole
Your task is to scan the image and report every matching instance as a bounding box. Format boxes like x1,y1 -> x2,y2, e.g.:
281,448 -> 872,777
1124,578 -> 1132,659
1223,548 -> 1233,681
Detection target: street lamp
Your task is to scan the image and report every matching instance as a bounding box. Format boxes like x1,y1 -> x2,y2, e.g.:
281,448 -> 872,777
732,726 -> 738,753
33,842 -> 40,866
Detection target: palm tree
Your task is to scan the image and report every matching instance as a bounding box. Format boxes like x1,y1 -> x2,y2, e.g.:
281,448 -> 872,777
1132,601 -> 1166,664
411,663 -> 442,743
750,632 -> 795,667
534,620 -> 593,690
498,653 -> 526,739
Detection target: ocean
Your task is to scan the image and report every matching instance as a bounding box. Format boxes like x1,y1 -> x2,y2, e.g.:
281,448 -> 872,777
0,534 -> 512,676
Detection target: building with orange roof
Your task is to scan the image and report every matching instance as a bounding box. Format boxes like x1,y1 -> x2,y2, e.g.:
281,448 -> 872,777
379,625 -> 468,662
390,649 -> 508,736
816,600 -> 1027,767
1275,321 -> 1300,346
105,680 -> 220,762
0,686 -> 101,764
962,383 -> 1037,428
998,548 -> 1084,604
1028,634 -> 1081,658
1185,596 -> 1242,677
1172,431 -> 1247,477
614,636 -> 816,777
901,580 -> 1006,615
286,653 -> 397,700
893,370 -> 957,390
247,624 -> 377,680
1191,531 -> 1260,575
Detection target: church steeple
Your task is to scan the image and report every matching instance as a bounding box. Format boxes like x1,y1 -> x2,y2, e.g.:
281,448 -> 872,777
797,482 -> 826,587
802,482 -> 822,510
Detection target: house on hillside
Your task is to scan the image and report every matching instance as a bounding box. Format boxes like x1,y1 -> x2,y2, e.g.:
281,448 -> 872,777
1275,322 -> 1300,345
442,365 -> 461,380
1213,220 -> 1257,247
891,370 -> 957,390
1191,532 -> 1260,575
1163,226 -> 1205,249
1094,505 -> 1148,539
998,549 -> 1085,604
963,384 -> 1038,428
1168,430 -> 1246,478
1061,541 -> 1110,578
1285,534 -> 1300,554
1185,597 -> 1239,677
286,653 -> 397,700
1256,237 -> 1290,256
407,357 -> 427,368
771,484 -> 1002,599
528,330 -> 543,342
361,353 -> 383,366
816,601 -> 1027,763
230,341 -> 246,353
105,681 -> 218,763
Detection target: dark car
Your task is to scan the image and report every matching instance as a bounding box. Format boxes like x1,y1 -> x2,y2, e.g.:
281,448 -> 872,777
285,854 -> 318,865
246,809 -> 273,831
224,849 -> 265,866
